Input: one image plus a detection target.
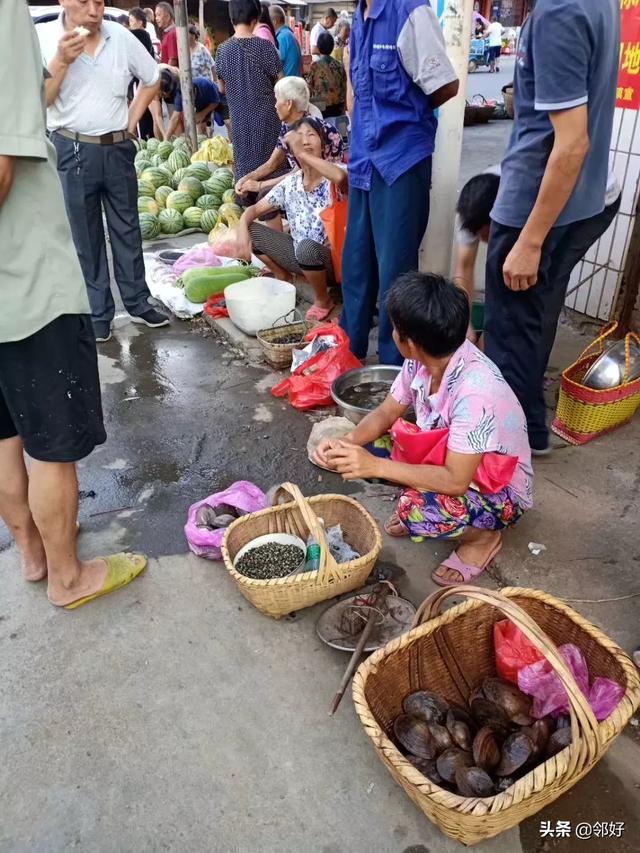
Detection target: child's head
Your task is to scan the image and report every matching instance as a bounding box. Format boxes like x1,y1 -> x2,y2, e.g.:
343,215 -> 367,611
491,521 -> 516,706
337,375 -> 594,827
386,272 -> 470,359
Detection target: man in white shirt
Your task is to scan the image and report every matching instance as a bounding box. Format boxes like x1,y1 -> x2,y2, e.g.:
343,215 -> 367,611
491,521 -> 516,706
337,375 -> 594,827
310,7 -> 338,60
37,0 -> 167,343
484,17 -> 503,72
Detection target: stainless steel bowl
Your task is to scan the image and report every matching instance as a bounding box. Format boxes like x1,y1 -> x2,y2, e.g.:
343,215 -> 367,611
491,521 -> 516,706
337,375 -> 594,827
582,338 -> 640,390
331,366 -> 402,424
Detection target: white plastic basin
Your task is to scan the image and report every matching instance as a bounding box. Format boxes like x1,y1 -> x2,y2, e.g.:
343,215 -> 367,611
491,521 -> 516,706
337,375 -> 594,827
224,277 -> 296,337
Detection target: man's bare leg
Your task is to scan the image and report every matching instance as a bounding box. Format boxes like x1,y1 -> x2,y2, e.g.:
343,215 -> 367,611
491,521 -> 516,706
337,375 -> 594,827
28,459 -> 107,607
0,436 -> 47,581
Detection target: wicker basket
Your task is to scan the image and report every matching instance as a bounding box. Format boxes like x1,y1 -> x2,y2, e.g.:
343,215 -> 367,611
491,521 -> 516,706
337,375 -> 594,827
221,483 -> 383,618
353,586 -> 640,847
256,311 -> 310,369
552,322 -> 640,445
464,96 -> 494,126
503,85 -> 514,119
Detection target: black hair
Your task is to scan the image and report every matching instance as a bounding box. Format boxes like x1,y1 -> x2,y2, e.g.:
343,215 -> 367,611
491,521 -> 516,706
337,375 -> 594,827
159,67 -> 179,100
456,172 -> 500,236
259,3 -> 277,40
189,24 -> 199,37
317,31 -> 335,56
325,7 -> 338,21
229,0 -> 261,27
289,116 -> 328,154
129,7 -> 147,26
386,272 -> 470,358
118,14 -> 129,26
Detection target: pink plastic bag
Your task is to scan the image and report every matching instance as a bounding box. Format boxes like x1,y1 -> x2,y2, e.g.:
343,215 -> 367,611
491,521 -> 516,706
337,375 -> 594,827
172,246 -> 222,276
184,481 -> 268,560
208,225 -> 246,259
517,643 -> 624,721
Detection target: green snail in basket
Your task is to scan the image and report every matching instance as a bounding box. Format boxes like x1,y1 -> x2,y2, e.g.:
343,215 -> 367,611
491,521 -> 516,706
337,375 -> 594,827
394,678 -> 568,798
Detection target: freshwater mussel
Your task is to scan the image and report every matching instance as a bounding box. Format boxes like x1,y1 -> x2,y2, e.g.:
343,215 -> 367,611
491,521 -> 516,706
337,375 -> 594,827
392,678 -> 561,798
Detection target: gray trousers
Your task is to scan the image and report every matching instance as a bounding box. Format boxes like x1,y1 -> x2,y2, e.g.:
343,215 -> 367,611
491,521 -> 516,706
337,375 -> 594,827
52,133 -> 151,324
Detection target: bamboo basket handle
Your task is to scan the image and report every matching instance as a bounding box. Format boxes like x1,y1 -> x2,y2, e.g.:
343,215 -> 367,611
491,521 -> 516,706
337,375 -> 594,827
412,586 -> 601,762
274,483 -> 342,584
622,332 -> 640,384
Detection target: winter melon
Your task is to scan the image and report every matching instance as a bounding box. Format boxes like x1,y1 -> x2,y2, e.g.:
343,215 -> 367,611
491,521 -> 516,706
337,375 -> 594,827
165,191 -> 193,214
185,162 -> 212,183
138,196 -> 160,216
183,206 -> 204,230
158,208 -> 184,234
137,179 -> 156,198
200,208 -> 219,233
139,212 -> 160,240
178,177 -> 204,201
155,185 -> 173,209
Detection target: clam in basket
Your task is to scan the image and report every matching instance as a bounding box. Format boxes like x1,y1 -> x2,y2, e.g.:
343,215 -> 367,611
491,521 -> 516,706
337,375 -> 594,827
221,483 -> 383,618
256,311 -> 310,369
352,586 -> 640,846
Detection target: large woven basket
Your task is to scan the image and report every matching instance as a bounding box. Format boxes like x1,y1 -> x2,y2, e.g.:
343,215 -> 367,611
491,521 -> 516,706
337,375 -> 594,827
221,483 -> 382,618
552,322 -> 640,445
353,586 -> 640,846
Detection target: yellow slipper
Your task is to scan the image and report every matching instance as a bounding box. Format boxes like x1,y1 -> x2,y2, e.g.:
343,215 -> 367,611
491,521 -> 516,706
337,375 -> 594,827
64,552 -> 147,610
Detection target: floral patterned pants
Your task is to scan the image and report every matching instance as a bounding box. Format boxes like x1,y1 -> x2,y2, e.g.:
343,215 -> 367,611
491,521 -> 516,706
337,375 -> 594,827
369,437 -> 525,541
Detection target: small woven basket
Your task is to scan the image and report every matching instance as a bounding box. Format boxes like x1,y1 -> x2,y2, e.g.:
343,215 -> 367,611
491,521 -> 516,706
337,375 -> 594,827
503,85 -> 514,119
221,483 -> 383,618
464,95 -> 494,126
256,311 -> 309,369
353,586 -> 640,847
552,321 -> 640,445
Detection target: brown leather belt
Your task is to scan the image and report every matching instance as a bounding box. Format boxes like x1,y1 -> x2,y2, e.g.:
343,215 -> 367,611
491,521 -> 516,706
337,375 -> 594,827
54,128 -> 134,145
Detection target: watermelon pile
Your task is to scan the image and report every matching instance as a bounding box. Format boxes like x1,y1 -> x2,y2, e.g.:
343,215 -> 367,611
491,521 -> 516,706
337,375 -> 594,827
135,137 -> 238,240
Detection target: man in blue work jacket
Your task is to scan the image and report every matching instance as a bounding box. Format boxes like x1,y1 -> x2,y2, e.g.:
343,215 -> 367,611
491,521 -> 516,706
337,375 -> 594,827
340,0 -> 458,365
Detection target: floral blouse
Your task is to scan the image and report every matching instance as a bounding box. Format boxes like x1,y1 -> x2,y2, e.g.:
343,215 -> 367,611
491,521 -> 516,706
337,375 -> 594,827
305,55 -> 347,108
191,42 -> 215,81
265,169 -> 346,249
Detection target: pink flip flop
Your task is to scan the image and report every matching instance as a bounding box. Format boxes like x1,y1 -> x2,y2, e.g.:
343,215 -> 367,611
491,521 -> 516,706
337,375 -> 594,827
431,540 -> 502,588
306,303 -> 335,323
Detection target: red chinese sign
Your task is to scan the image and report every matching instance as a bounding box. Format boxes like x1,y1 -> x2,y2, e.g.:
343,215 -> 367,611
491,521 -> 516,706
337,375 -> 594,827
618,0 -> 640,109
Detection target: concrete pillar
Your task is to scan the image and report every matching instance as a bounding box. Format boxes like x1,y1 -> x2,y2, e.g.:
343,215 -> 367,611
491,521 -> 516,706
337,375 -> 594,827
419,0 -> 474,277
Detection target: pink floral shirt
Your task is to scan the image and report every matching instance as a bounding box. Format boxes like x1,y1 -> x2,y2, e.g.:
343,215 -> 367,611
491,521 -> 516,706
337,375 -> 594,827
390,340 -> 534,508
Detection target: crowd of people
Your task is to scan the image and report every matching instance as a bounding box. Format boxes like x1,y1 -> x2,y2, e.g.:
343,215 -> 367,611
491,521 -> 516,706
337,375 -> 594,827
0,0 -> 622,606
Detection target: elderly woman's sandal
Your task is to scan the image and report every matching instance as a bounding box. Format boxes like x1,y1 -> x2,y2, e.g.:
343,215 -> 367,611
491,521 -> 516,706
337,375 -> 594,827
384,512 -> 409,537
306,303 -> 335,323
64,552 -> 147,610
431,540 -> 502,588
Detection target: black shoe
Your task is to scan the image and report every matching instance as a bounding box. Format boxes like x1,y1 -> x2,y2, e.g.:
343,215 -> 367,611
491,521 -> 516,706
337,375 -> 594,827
130,308 -> 170,328
93,321 -> 112,343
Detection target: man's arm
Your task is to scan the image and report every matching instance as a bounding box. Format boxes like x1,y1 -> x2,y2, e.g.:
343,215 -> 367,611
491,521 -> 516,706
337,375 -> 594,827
164,107 -> 183,140
397,4 -> 459,108
0,156 -> 16,208
44,32 -> 85,105
128,79 -> 161,135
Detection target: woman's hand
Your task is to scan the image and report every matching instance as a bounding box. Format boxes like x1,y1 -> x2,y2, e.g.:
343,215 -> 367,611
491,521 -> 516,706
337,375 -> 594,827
312,437 -> 345,468
283,130 -> 303,156
239,178 -> 261,194
325,441 -> 381,481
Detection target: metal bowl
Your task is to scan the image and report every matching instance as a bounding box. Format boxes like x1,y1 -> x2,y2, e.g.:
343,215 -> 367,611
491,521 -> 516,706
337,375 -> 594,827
582,339 -> 640,390
331,366 -> 402,424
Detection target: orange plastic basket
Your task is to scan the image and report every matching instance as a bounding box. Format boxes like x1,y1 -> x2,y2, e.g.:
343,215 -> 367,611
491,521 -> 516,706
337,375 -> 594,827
552,322 -> 640,445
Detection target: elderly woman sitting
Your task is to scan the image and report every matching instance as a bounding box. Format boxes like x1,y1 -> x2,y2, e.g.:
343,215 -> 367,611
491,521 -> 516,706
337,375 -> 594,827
315,273 -> 534,587
237,117 -> 346,322
235,76 -> 343,199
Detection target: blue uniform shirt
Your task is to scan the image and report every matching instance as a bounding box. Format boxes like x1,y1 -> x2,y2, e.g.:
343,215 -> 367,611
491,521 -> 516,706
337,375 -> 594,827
492,0 -> 620,229
348,0 -> 456,191
276,25 -> 302,77
175,77 -> 225,126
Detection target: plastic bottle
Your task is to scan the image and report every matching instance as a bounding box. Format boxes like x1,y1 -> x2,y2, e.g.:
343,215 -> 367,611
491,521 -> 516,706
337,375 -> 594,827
305,518 -> 324,571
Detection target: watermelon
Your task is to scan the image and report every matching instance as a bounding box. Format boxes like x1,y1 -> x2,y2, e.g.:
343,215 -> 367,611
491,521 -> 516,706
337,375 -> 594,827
197,134 -> 208,146
218,202 -> 242,225
139,212 -> 160,240
141,167 -> 171,190
173,136 -> 189,149
185,162 -> 212,182
155,185 -> 173,209
132,137 -> 144,153
213,167 -> 234,188
172,167 -> 188,189
178,177 -> 204,201
222,188 -> 237,205
200,208 -> 219,233
138,196 -> 160,216
195,194 -> 220,211
135,150 -> 151,168
153,153 -> 168,167
165,191 -> 193,214
167,148 -> 191,173
146,138 -> 159,154
183,206 -> 204,230
137,179 -> 156,198
135,161 -> 147,178
157,165 -> 174,184
159,208 -> 184,234
157,140 -> 174,160
205,175 -> 232,197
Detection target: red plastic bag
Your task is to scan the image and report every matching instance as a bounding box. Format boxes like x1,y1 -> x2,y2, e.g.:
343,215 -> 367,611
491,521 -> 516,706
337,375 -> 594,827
271,323 -> 361,410
204,293 -> 229,319
494,619 -> 544,683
